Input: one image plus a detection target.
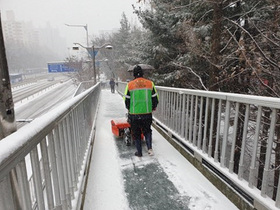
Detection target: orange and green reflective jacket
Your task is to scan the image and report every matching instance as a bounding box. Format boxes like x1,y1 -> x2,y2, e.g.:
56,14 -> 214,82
124,77 -> 158,115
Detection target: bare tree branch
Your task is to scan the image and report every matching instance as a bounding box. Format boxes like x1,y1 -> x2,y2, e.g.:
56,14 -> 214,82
171,61 -> 208,90
251,20 -> 280,47
225,27 -> 280,97
225,17 -> 280,70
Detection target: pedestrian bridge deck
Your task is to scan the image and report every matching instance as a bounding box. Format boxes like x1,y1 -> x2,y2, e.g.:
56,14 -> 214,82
82,89 -> 238,210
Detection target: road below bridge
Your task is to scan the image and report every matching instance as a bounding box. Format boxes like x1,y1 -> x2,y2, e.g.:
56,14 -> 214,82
83,89 -> 238,210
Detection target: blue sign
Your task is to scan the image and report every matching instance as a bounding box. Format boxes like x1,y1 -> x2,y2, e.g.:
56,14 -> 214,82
47,62 -> 75,73
86,49 -> 98,58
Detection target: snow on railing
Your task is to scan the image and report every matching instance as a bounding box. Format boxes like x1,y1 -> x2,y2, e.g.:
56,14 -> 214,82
73,80 -> 96,97
117,82 -> 280,210
0,83 -> 101,210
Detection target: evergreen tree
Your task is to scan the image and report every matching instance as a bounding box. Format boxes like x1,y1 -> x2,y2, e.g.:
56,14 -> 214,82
133,0 -> 280,94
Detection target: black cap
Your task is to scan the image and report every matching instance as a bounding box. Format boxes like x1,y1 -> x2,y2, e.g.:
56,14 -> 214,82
133,65 -> 143,78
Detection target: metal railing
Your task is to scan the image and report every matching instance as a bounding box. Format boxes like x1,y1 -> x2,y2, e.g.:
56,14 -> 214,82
73,80 -> 96,97
117,82 -> 280,210
0,83 -> 101,210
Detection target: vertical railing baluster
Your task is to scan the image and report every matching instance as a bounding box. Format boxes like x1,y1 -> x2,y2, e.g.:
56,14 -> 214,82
197,96 -> 204,150
81,104 -> 86,153
275,171 -> 280,207
30,146 -> 45,210
208,98 -> 215,158
15,160 -> 32,210
214,99 -> 222,162
202,97 -> 209,153
167,91 -> 171,128
162,90 -> 165,123
162,91 -> 166,126
40,137 -> 54,209
221,100 -> 231,168
47,131 -> 62,208
189,95 -> 194,143
60,121 -> 72,209
0,175 -> 16,210
193,96 -> 198,146
74,108 -> 81,173
172,92 -> 175,132
238,104 -> 250,180
174,92 -> 177,131
171,92 -> 175,130
54,126 -> 67,209
181,94 -> 186,138
65,117 -> 75,199
69,112 -> 78,191
249,106 -> 262,188
77,106 -> 83,169
229,102 -> 240,173
156,90 -> 161,122
162,90 -> 166,124
174,92 -> 178,133
261,108 -> 277,196
160,90 -> 164,124
176,92 -> 181,134
185,94 -> 189,141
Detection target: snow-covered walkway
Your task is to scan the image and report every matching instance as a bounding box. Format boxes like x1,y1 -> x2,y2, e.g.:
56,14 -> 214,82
83,89 -> 238,210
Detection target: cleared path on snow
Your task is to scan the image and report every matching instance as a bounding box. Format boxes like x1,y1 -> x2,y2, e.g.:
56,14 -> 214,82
83,89 -> 238,210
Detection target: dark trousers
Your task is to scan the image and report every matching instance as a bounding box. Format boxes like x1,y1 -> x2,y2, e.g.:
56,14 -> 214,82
130,116 -> 152,155
110,85 -> 115,93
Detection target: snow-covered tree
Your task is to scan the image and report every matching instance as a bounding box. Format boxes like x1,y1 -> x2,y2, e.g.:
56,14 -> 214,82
133,0 -> 280,95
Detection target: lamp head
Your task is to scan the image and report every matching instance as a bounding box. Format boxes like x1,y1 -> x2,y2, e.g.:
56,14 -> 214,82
105,45 -> 113,50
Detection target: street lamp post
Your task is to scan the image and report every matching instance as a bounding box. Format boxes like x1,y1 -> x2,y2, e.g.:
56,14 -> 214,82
73,43 -> 113,84
92,45 -> 96,83
65,23 -> 89,47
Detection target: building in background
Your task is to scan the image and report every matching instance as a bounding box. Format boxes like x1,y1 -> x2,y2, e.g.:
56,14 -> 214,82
2,10 -> 25,46
2,10 -> 67,73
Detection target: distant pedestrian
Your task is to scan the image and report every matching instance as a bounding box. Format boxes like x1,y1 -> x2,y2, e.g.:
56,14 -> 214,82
124,65 -> 158,157
109,78 -> 115,93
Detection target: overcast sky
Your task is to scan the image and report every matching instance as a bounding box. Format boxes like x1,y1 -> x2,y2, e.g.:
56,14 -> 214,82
0,0 -> 140,49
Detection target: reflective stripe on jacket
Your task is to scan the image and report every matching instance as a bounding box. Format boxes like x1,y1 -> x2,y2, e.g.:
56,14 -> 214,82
124,78 -> 157,115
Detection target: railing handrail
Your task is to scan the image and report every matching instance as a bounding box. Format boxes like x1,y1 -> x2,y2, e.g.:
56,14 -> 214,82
156,86 -> 280,108
116,81 -> 280,210
0,84 -> 95,179
119,81 -> 280,108
0,82 -> 101,210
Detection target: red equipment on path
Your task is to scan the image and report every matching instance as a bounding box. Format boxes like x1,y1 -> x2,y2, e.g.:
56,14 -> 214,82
111,117 -> 144,146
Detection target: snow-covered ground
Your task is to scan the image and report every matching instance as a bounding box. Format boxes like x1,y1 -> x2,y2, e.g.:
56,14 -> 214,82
83,89 -> 238,210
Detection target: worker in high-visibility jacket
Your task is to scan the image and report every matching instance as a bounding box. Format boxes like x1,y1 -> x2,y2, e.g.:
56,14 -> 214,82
124,65 -> 158,157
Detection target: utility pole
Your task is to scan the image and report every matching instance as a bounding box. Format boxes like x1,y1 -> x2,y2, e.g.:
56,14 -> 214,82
0,13 -> 17,140
65,24 -> 89,47
73,43 -> 113,84
92,45 -> 96,84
